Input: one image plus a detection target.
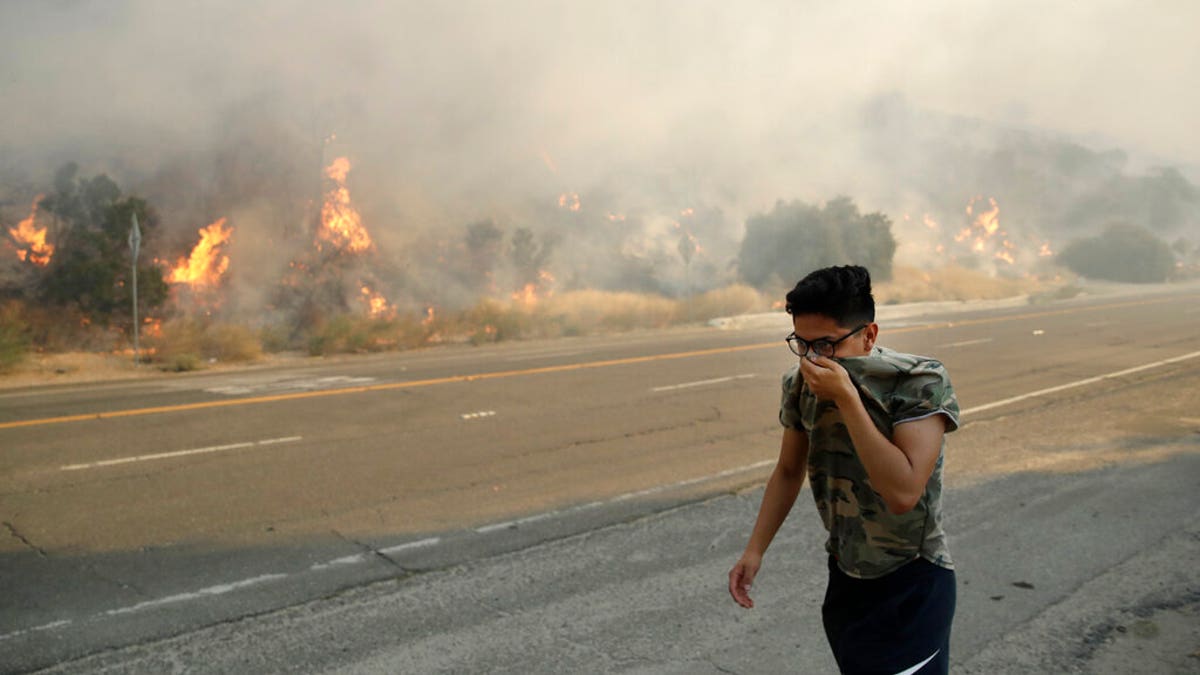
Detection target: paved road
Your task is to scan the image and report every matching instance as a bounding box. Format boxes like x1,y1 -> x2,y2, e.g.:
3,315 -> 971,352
2,285 -> 1199,672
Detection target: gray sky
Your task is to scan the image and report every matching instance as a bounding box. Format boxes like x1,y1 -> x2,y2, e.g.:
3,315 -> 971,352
2,0 -> 1196,224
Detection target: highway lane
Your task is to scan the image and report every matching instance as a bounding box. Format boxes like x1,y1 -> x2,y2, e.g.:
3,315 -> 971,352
2,286 -> 1199,671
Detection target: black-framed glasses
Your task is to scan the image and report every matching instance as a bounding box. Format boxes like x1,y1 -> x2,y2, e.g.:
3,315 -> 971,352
786,324 -> 868,358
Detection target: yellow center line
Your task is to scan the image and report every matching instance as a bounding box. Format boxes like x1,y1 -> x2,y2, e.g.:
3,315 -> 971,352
1,294 -> 1191,430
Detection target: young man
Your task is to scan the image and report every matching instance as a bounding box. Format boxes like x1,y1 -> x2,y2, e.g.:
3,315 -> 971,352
728,265 -> 960,674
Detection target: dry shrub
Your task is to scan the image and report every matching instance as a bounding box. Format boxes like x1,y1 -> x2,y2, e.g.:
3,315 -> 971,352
306,313 -> 442,355
460,300 -> 532,344
152,318 -> 262,370
543,290 -> 678,334
688,284 -> 770,321
875,265 -> 1043,304
0,301 -> 30,372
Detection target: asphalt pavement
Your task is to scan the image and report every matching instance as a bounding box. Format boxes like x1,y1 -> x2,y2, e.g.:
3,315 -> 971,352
2,281 -> 1199,673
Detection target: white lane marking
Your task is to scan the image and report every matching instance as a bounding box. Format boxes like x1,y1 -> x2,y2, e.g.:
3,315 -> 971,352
379,536 -> 442,556
205,376 -> 376,396
104,574 -> 289,616
59,436 -> 303,472
936,337 -> 993,348
651,374 -> 756,392
0,619 -> 73,642
308,553 -> 367,571
1032,329 -> 1045,335
475,459 -> 775,533
461,410 -> 497,420
19,351 -> 1200,640
307,536 -> 443,571
1,536 -> 443,638
962,350 -> 1200,416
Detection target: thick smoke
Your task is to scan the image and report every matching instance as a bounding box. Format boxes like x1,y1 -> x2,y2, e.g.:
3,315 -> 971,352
2,1 -> 1197,317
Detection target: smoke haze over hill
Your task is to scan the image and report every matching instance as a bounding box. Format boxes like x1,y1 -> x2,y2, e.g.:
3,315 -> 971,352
2,1 -> 1197,314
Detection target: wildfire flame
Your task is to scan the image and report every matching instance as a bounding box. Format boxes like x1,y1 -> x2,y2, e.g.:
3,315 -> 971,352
360,284 -> 393,319
144,317 -> 163,338
956,196 -> 1014,264
7,195 -> 53,266
558,193 -> 581,212
512,270 -> 556,306
319,157 -> 373,253
169,218 -> 232,287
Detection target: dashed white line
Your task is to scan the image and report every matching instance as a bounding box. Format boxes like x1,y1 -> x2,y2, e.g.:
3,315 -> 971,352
461,410 -> 497,420
14,349 -> 1199,642
651,374 -> 756,392
961,350 -> 1200,416
474,459 -> 776,534
379,536 -> 442,556
59,436 -> 303,472
104,574 -> 289,616
308,536 -> 443,570
936,338 -> 994,348
0,619 -> 72,642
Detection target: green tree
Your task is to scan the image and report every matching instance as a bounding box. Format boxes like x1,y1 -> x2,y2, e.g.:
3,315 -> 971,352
737,196 -> 896,289
1057,222 -> 1176,283
37,163 -> 169,328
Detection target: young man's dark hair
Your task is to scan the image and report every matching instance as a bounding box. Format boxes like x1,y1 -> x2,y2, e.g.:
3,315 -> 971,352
784,264 -> 875,326
730,264 -> 961,674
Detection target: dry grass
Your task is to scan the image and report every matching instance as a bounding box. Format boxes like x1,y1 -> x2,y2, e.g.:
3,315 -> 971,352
2,266 -> 1064,385
875,265 -> 1047,304
0,351 -> 153,387
541,289 -> 679,334
150,318 -> 263,371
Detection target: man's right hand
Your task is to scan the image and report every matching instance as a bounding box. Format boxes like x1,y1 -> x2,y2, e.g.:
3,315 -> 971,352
728,552 -> 762,609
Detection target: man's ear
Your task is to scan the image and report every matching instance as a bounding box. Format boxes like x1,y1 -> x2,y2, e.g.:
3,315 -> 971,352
863,322 -> 879,349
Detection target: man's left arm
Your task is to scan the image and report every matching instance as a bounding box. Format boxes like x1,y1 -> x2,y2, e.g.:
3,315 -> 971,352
800,356 -> 946,514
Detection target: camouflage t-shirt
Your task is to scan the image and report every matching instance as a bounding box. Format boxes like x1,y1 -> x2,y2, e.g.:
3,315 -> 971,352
780,345 -> 960,579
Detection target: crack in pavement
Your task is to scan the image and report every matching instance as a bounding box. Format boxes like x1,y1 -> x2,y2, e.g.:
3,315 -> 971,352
330,529 -> 409,572
3,520 -> 47,558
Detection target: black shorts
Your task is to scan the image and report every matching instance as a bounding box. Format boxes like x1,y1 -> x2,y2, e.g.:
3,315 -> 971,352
822,555 -> 956,675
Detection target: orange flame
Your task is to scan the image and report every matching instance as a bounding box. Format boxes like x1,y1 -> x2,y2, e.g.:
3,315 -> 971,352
1038,242 -> 1054,257
973,197 -> 1000,235
558,193 -> 581,212
319,157 -> 373,253
512,270 -> 556,306
360,284 -> 393,319
143,317 -> 164,338
169,218 -> 232,287
955,196 -> 1011,262
422,306 -> 436,326
8,195 -> 53,266
513,283 -> 539,305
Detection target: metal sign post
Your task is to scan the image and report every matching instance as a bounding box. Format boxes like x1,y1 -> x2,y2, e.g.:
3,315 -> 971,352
129,213 -> 142,365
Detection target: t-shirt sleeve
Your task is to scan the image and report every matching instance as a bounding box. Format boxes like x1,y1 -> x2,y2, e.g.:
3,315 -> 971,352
890,361 -> 960,433
779,365 -> 805,430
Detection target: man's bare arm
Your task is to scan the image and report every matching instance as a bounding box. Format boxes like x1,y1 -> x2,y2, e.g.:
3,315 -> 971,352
729,427 -> 809,608
832,396 -> 944,514
799,355 -> 945,514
